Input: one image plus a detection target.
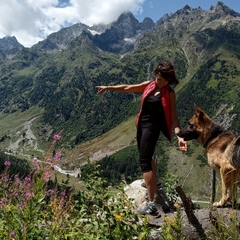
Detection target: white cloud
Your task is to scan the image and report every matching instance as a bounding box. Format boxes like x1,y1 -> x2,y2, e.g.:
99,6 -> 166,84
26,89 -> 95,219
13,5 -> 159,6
149,1 -> 153,9
0,0 -> 145,47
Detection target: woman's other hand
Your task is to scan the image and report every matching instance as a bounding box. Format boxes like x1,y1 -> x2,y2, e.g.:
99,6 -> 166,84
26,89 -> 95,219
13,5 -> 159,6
96,86 -> 108,94
177,136 -> 188,152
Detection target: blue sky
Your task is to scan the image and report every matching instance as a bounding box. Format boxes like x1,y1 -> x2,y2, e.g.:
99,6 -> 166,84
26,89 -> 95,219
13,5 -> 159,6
136,0 -> 240,22
0,0 -> 239,47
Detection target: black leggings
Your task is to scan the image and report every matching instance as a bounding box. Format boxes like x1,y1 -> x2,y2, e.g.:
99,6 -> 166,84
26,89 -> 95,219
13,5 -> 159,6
137,123 -> 161,172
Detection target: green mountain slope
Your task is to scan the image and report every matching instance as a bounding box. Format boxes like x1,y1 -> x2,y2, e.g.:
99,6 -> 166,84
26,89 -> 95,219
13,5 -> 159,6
0,2 -> 239,169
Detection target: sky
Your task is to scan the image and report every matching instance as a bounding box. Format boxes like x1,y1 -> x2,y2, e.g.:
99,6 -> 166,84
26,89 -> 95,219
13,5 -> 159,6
0,0 -> 239,48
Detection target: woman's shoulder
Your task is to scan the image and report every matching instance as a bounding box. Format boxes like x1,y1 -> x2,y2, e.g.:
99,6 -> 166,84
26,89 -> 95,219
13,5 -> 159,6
143,80 -> 152,84
169,87 -> 176,97
139,80 -> 152,87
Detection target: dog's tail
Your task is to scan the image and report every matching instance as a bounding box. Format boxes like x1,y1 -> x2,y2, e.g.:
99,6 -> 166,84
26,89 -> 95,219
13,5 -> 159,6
230,136 -> 240,169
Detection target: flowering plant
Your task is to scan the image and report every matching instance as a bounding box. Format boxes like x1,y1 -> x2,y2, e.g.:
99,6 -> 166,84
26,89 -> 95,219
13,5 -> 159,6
0,134 -> 150,239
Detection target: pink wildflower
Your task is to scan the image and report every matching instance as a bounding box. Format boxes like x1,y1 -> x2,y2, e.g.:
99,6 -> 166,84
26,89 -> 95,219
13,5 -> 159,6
25,192 -> 35,200
54,152 -> 62,161
32,157 -> 39,163
9,231 -> 15,238
32,157 -> 41,170
0,197 -> 7,203
43,171 -> 52,182
34,164 -> 41,171
4,160 -> 11,166
61,190 -> 66,197
24,177 -> 31,182
47,189 -> 55,195
53,134 -> 61,141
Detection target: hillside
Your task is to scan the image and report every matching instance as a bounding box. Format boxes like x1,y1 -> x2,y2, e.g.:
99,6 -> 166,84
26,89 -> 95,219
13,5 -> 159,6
0,2 -> 239,199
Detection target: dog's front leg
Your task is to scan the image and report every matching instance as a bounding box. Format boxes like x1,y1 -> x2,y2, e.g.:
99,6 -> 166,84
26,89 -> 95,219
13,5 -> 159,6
213,168 -> 229,207
228,170 -> 238,207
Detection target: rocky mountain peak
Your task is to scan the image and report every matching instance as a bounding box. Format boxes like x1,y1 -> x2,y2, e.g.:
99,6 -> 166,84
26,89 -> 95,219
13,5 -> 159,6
0,36 -> 23,50
0,36 -> 24,61
140,17 -> 155,31
182,4 -> 192,12
31,22 -> 89,52
111,11 -> 140,38
174,4 -> 205,17
92,12 -> 155,53
210,1 -> 240,17
117,11 -> 137,22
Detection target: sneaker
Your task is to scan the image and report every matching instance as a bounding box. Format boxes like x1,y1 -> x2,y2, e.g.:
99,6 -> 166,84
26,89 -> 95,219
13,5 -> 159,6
138,202 -> 158,216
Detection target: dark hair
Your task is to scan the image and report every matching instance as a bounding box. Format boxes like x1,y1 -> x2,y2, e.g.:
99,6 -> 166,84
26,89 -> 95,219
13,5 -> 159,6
154,61 -> 179,85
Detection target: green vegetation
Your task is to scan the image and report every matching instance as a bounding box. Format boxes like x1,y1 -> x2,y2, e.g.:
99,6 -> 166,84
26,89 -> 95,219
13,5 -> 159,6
0,138 -> 151,239
0,5 -> 239,211
0,17 -> 239,149
0,151 -> 31,178
96,145 -> 141,185
160,205 -> 184,239
1,140 -> 239,239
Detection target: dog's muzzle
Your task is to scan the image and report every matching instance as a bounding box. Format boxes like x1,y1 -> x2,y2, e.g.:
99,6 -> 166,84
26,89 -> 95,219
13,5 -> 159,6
177,131 -> 199,141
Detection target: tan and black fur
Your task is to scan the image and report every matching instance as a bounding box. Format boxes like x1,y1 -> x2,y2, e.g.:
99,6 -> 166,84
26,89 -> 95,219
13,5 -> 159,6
178,104 -> 240,207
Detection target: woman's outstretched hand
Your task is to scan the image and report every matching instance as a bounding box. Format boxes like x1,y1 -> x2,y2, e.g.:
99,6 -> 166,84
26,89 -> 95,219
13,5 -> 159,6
177,137 -> 188,152
96,86 -> 108,94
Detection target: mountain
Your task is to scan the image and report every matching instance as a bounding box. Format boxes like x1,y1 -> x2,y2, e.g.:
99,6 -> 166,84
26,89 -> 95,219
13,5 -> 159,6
92,12 -> 155,53
0,36 -> 24,61
31,22 -> 90,52
0,1 -> 239,172
31,12 -> 155,54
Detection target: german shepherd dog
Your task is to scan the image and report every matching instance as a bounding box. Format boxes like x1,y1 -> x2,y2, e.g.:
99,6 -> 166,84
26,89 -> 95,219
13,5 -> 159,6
177,104 -> 240,207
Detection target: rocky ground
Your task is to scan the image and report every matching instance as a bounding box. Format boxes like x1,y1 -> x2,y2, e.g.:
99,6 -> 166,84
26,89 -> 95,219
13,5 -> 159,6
125,180 -> 240,240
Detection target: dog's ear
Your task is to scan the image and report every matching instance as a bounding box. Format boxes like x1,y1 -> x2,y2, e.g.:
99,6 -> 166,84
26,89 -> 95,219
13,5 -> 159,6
194,104 -> 208,123
194,104 -> 203,115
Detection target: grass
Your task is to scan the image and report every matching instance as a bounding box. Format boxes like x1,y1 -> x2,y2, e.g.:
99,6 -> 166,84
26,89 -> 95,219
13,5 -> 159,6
62,115 -> 137,166
166,141 -> 214,199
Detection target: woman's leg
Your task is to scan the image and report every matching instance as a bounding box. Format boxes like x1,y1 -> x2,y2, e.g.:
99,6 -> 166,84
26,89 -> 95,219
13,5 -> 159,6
151,159 -> 158,186
143,161 -> 158,201
137,125 -> 160,202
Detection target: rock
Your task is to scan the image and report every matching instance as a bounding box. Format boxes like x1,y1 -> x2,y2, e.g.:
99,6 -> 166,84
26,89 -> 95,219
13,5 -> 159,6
124,180 -> 240,239
124,179 -> 174,214
124,179 -> 147,211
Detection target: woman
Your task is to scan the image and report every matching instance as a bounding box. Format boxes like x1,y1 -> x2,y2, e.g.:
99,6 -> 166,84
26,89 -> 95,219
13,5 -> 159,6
96,61 -> 187,216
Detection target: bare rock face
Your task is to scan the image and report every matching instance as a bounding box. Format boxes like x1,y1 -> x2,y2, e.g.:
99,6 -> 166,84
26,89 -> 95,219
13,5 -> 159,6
124,179 -> 147,210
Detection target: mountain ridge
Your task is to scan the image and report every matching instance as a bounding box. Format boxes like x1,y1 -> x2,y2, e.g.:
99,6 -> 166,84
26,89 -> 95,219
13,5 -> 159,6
0,2 -> 239,166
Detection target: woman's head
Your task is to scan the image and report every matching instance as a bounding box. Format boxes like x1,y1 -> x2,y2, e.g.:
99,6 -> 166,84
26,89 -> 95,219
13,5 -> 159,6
154,61 -> 179,85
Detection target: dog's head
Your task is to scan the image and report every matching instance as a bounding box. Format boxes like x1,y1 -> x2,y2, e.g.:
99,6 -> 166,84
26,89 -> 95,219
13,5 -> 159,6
177,104 -> 211,143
